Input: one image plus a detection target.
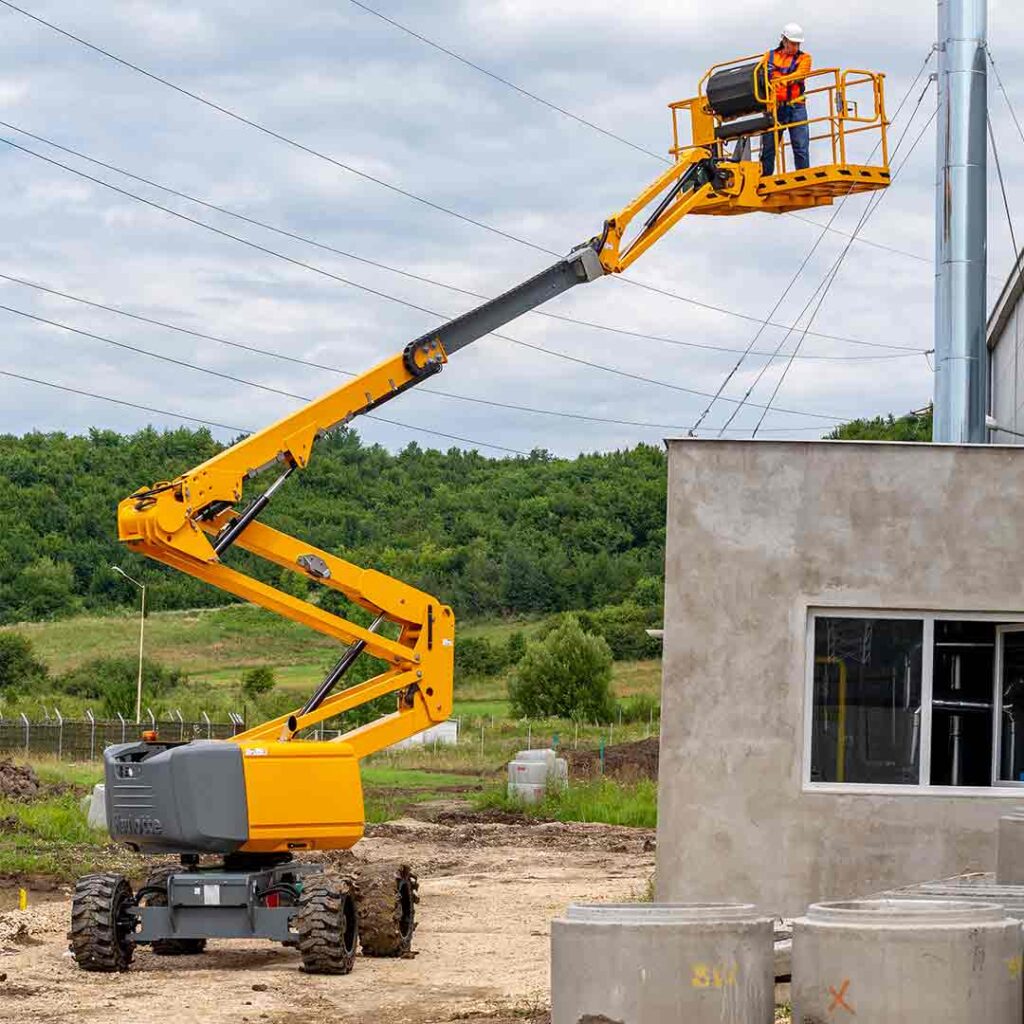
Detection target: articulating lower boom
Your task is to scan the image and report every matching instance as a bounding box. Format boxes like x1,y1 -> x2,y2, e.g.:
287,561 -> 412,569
74,54 -> 890,975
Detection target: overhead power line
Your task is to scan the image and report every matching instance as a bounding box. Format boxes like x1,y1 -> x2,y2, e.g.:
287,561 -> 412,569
0,360 -> 528,455
347,0 -> 664,162
988,112 -> 1018,259
0,0 -> 932,349
0,367 -> 248,433
693,56 -> 936,435
346,1 -> 939,269
0,120 -> 920,361
0,296 -> 848,424
987,45 -> 1024,149
0,269 -> 837,435
0,364 -> 829,445
749,107 -> 940,434
0,0 -> 552,253
0,135 -> 856,421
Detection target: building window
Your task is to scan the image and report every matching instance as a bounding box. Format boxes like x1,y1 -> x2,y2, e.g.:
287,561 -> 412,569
807,612 -> 1024,791
931,620 -> 994,787
811,617 -> 922,785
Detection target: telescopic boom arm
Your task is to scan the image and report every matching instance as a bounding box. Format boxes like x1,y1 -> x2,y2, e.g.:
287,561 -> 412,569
118,57 -> 891,758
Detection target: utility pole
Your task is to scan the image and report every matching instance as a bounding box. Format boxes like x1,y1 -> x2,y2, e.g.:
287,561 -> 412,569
933,0 -> 988,443
112,565 -> 146,724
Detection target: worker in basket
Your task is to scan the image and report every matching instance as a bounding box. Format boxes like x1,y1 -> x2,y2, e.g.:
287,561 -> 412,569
760,22 -> 812,176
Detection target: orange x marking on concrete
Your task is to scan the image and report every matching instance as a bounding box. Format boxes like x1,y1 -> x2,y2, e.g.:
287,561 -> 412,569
828,979 -> 855,1015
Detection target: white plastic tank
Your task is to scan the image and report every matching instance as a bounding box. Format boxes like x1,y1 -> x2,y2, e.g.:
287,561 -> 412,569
509,782 -> 546,805
551,903 -> 774,1024
516,748 -> 557,771
388,719 -> 459,751
508,760 -> 549,787
86,783 -> 107,831
792,899 -> 1023,1023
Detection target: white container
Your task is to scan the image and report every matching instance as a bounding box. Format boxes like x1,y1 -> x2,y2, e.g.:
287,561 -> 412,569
508,760 -> 549,787
508,782 -> 546,805
516,748 -> 557,771
388,719 -> 459,750
552,903 -> 774,1024
553,757 -> 569,789
792,899 -> 1023,1024
86,783 -> 107,831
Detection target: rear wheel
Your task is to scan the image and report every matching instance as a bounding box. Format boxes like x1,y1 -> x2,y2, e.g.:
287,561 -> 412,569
68,873 -> 135,973
294,874 -> 358,975
356,862 -> 418,957
139,866 -> 207,956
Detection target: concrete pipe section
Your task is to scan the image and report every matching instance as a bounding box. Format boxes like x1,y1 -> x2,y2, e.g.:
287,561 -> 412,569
550,903 -> 774,1024
792,899 -> 1023,1023
997,810 -> 1024,884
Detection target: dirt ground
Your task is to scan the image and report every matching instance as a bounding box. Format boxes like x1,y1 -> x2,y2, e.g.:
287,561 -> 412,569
564,737 -> 659,782
0,816 -> 655,1024
0,759 -> 43,801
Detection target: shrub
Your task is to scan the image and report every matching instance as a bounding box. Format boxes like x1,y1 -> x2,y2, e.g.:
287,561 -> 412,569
631,575 -> 663,611
508,614 -> 614,721
0,632 -> 48,694
241,666 -> 276,700
506,630 -> 527,664
616,693 -> 661,724
455,636 -> 509,679
577,601 -> 663,661
6,558 -> 80,621
57,656 -> 183,718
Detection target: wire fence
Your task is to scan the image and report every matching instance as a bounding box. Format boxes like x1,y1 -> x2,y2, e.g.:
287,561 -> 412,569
0,709 -> 660,764
0,713 -> 244,761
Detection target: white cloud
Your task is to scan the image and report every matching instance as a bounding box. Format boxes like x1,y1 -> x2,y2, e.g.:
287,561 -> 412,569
0,0 -> 1018,455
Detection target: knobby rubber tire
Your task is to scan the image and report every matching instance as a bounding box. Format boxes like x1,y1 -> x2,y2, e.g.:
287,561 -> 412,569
355,862 -> 418,957
295,874 -> 358,975
68,873 -> 135,973
140,865 -> 207,956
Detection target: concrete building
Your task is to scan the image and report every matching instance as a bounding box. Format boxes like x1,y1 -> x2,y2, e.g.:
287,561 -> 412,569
657,439 -> 1024,918
989,253 -> 1024,441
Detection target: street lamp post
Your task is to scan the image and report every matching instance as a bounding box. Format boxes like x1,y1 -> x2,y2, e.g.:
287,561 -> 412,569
112,566 -> 146,725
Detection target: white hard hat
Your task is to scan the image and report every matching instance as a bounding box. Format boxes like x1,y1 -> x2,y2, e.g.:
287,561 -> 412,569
782,22 -> 805,43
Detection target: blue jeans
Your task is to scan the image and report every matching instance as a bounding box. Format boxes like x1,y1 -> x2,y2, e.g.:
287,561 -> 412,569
761,103 -> 810,175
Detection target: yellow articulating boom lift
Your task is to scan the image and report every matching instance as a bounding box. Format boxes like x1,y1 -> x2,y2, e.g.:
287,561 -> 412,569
69,56 -> 890,973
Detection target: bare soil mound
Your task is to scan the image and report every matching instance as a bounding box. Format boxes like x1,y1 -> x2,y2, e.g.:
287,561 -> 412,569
565,736 -> 659,782
0,760 -> 40,802
365,817 -> 654,854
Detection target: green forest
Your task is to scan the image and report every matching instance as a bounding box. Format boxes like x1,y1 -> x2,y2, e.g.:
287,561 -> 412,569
0,426 -> 668,625
0,408 -> 930,628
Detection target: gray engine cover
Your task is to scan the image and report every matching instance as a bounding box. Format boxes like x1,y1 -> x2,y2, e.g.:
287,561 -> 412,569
103,740 -> 249,854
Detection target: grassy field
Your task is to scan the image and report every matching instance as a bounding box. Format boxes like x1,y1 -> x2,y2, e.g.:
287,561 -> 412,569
0,729 -> 659,881
5,606 -> 548,678
477,778 -> 658,828
0,758 -> 132,880
0,759 -> 487,880
2,606 -> 661,724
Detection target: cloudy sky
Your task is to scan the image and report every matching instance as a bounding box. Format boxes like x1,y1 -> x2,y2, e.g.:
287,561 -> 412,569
0,0 -> 1020,457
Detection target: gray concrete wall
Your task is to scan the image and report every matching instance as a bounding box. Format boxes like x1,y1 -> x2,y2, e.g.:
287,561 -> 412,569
657,440 -> 1024,919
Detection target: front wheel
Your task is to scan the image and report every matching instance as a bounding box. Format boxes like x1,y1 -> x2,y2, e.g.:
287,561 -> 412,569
68,873 -> 136,972
294,874 -> 358,975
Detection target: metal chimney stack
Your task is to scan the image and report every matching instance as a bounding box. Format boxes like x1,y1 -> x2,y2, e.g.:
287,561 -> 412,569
933,0 -> 988,443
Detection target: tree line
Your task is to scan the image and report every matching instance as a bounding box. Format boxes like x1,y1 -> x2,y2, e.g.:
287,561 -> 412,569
0,426 -> 668,625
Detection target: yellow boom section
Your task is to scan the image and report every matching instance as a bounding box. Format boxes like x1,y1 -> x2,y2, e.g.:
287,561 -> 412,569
119,343 -> 455,755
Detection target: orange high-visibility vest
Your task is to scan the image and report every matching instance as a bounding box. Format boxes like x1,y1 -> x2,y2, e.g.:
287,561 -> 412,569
766,47 -> 812,105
